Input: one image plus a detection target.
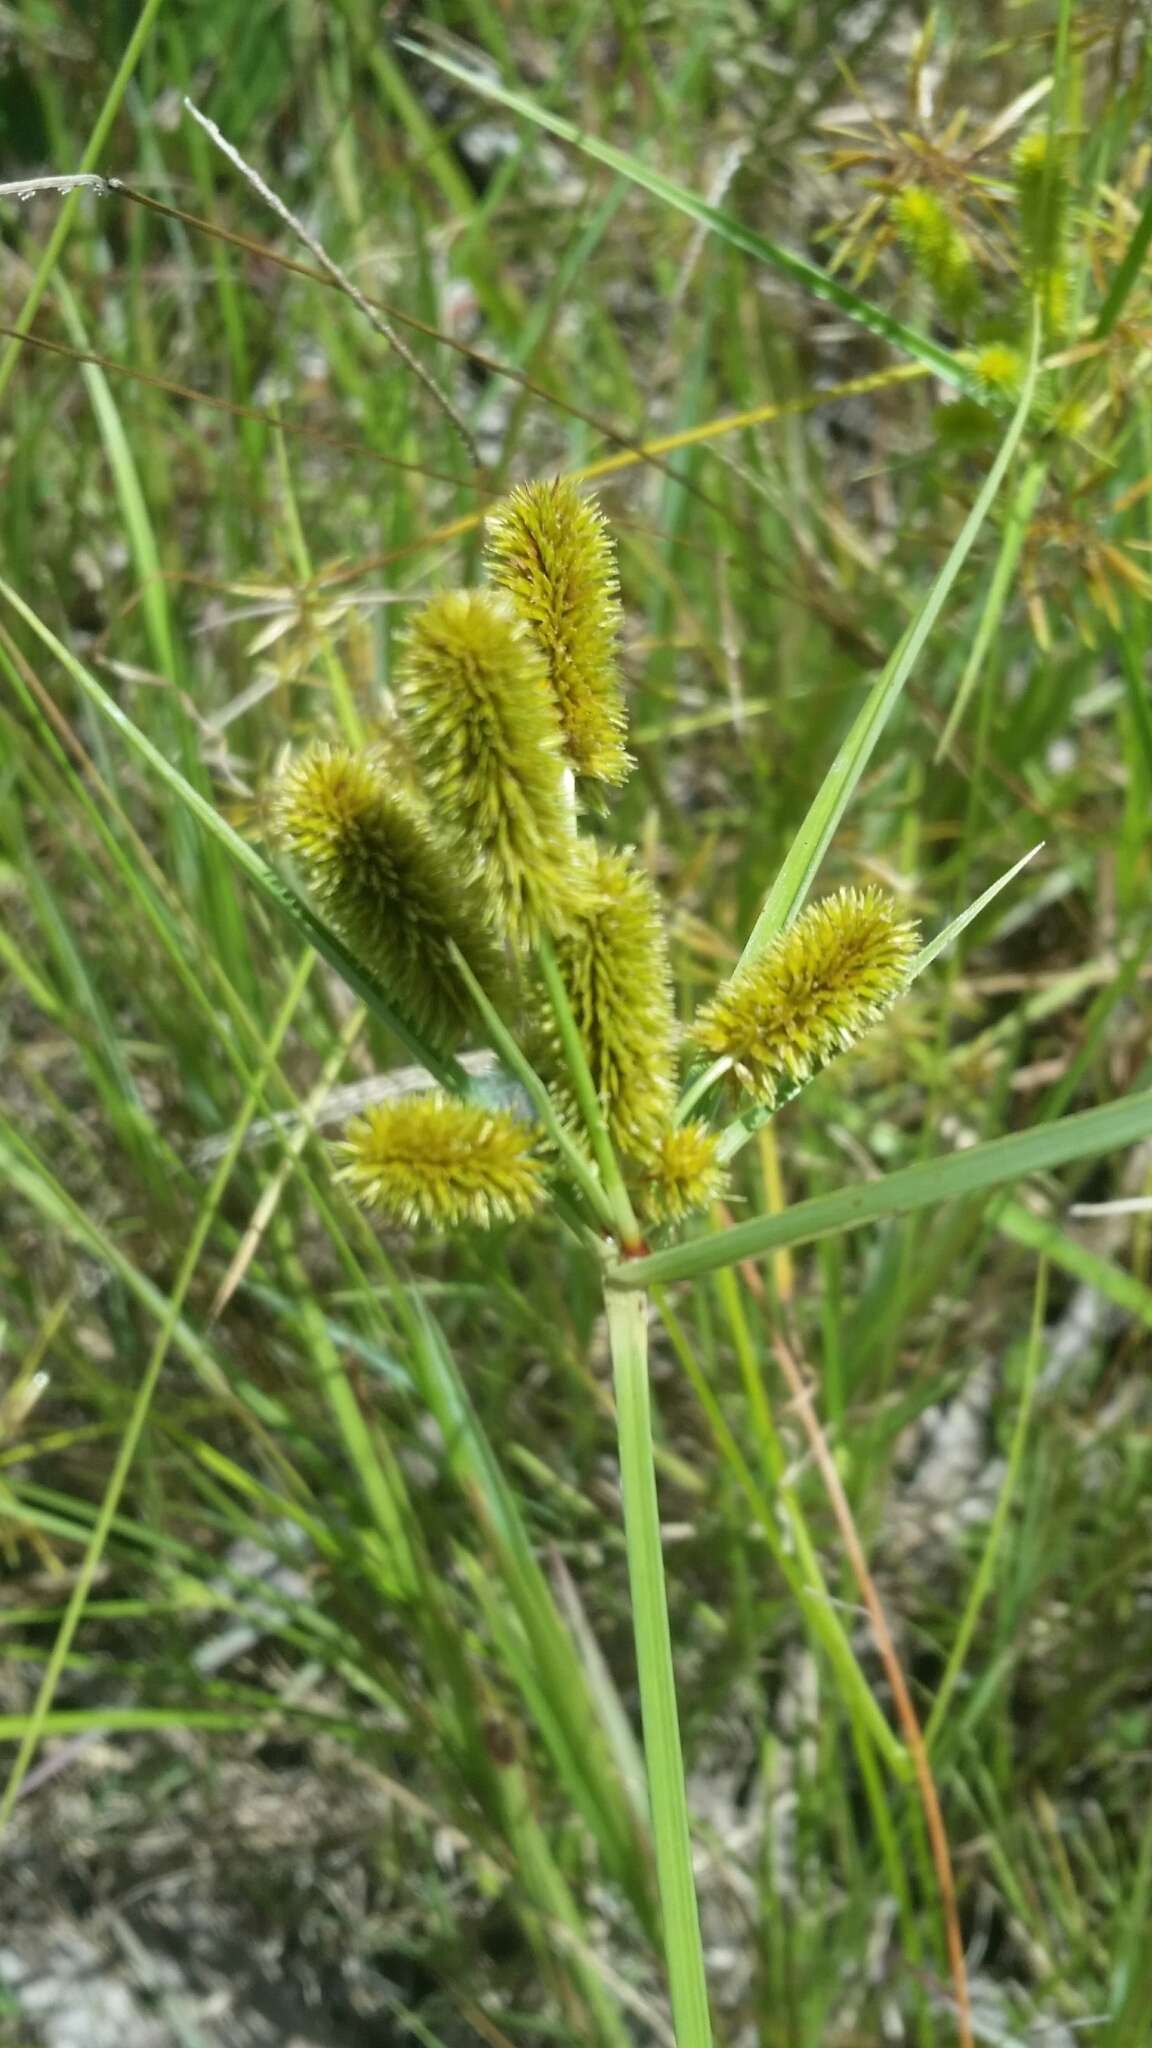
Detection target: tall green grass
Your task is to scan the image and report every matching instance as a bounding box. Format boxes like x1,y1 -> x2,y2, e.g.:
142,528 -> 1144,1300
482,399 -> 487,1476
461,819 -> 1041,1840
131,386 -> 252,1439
2,5 -> 1151,2044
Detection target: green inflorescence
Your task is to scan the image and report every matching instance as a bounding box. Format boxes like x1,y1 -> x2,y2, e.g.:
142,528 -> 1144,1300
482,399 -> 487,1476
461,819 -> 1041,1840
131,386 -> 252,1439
397,588 -> 588,947
339,1094 -> 546,1230
485,477 -> 632,790
693,887 -> 919,1105
272,742 -> 503,1049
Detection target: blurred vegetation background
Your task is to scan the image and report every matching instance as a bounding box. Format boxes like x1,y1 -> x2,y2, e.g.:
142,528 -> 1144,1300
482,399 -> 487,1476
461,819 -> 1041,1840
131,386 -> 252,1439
1,2 -> 1151,2044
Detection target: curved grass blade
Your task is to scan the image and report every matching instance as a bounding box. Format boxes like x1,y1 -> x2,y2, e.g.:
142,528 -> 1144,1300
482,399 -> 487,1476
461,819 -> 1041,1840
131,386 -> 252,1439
402,42 -> 975,392
736,321 -> 1041,969
0,576 -> 466,1090
611,1089 -> 1152,1289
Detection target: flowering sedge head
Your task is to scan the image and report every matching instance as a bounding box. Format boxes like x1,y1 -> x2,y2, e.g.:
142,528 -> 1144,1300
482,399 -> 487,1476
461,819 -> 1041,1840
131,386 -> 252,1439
693,886 -> 918,1105
484,478 -> 631,790
1014,131 -> 1070,336
339,1094 -> 546,1231
891,186 -> 975,318
537,845 -> 678,1157
635,1121 -> 725,1226
271,742 -> 503,1050
397,589 -> 587,948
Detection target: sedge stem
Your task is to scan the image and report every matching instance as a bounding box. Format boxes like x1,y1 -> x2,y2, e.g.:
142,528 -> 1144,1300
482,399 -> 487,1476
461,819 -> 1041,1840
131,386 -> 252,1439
606,1286 -> 714,2048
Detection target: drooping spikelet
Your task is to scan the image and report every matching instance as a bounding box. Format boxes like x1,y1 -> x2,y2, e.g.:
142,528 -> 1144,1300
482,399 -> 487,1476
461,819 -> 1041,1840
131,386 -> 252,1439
891,187 -> 975,318
272,742 -> 501,1049
397,589 -> 586,947
339,1094 -> 546,1231
484,478 -> 631,789
1014,131 -> 1070,335
636,1121 -> 726,1225
693,887 -> 918,1105
537,845 -> 677,1157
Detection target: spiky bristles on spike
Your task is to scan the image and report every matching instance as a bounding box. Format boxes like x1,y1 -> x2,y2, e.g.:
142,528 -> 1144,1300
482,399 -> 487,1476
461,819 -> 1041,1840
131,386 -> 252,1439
272,743 -> 503,1050
891,187 -> 974,317
397,589 -> 587,948
339,1094 -> 546,1231
1014,132 -> 1069,334
537,845 -> 678,1156
693,887 -> 919,1105
635,1121 -> 725,1225
484,478 -> 631,789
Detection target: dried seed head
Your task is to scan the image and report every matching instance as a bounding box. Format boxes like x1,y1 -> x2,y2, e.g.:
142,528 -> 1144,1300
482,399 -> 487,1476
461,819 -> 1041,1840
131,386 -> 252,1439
538,845 -> 678,1156
339,1093 -> 546,1231
485,478 -> 631,789
636,1121 -> 726,1225
891,186 -> 974,317
397,589 -> 587,948
272,742 -> 502,1049
693,887 -> 918,1104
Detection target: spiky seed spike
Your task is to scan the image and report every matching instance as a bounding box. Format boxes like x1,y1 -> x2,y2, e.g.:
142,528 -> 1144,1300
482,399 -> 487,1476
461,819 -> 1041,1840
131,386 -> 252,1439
693,887 -> 919,1105
484,478 -> 632,789
272,743 -> 503,1050
1014,132 -> 1070,335
637,1122 -> 726,1225
891,187 -> 975,317
397,589 -> 587,949
537,845 -> 678,1157
339,1094 -> 546,1231
970,342 -> 1025,399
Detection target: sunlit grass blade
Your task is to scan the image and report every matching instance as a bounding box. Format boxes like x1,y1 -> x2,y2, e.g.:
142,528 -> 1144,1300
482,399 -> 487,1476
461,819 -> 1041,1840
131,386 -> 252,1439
612,1088 -> 1152,1289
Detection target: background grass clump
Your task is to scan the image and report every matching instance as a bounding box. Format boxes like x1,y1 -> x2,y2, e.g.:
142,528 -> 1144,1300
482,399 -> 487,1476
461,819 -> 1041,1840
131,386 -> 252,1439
2,4 -> 1152,2047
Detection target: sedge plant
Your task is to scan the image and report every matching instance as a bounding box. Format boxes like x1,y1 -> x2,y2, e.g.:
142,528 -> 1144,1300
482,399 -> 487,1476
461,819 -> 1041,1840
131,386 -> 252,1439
271,476 -> 937,2048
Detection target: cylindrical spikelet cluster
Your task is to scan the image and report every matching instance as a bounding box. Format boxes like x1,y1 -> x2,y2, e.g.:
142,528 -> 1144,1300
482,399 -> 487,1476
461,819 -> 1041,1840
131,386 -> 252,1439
485,477 -> 631,791
891,187 -> 974,319
693,887 -> 918,1104
339,1094 -> 545,1230
272,743 -> 503,1048
536,845 -> 678,1157
396,589 -> 588,948
635,1121 -> 725,1225
1014,132 -> 1069,336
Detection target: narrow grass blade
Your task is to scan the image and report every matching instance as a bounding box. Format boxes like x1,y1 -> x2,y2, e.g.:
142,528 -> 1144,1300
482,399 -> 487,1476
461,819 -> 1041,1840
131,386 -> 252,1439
997,1198 -> 1152,1329
402,42 -> 973,391
611,1089 -> 1152,1289
0,0 -> 168,406
909,844 -> 1045,979
0,577 -> 465,1088
1094,172 -> 1152,338
936,457 -> 1049,760
0,951 -> 313,1836
605,1289 -> 714,2048
925,1260 -> 1047,1748
737,324 -> 1041,968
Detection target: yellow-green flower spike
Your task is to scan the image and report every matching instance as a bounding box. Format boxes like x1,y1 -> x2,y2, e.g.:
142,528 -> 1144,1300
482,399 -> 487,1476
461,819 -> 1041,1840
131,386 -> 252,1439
891,187 -> 974,317
693,887 -> 919,1105
272,743 -> 502,1050
484,478 -> 631,789
970,342 -> 1025,400
339,1094 -> 546,1231
637,1122 -> 726,1225
539,846 -> 678,1156
397,589 -> 586,948
1015,132 -> 1069,335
